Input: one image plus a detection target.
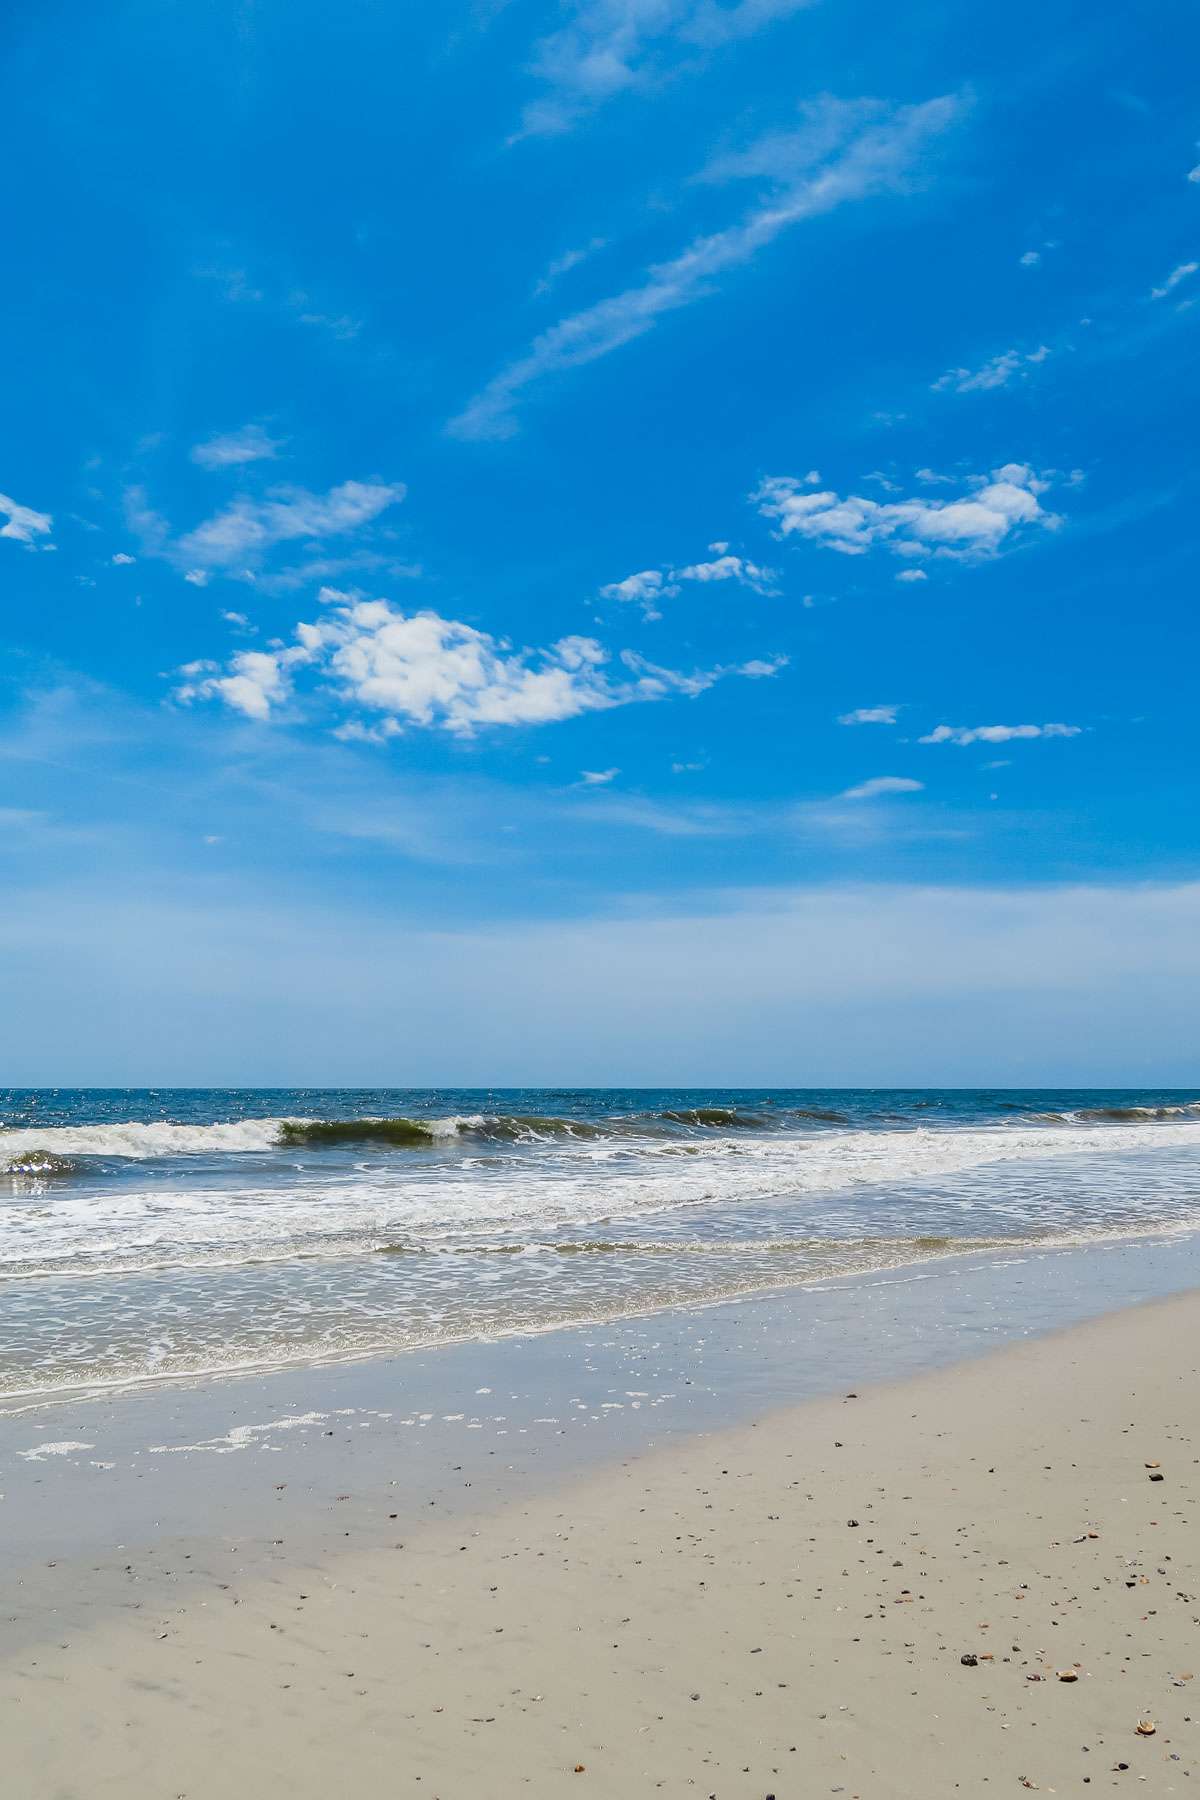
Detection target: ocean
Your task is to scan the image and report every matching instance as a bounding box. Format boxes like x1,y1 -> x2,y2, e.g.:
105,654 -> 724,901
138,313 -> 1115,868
3,1086 -> 1200,1403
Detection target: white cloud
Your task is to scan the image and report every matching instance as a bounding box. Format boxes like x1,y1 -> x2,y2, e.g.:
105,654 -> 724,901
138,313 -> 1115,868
175,479 -> 406,571
932,345 -> 1050,393
1019,249 -> 1040,267
600,568 -> 678,619
184,569 -> 210,587
919,722 -> 1081,746
191,425 -> 282,470
754,462 -> 1060,564
839,775 -> 924,799
110,552 -> 137,566
895,567 -> 927,582
451,94 -> 963,438
579,767 -> 620,785
603,551 -> 777,617
839,705 -> 899,725
518,0 -> 813,137
1150,260 -> 1198,300
176,593 -> 782,734
672,553 -> 777,590
1189,165 -> 1200,185
0,491 -> 53,547
534,238 -> 608,296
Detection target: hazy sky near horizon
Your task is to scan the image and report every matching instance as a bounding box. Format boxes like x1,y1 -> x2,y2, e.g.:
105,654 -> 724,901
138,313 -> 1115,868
2,0 -> 1198,1082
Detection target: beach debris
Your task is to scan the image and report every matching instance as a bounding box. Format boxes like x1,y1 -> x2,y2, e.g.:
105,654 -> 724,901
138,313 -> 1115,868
1145,1461 -> 1161,1469
1057,1669 -> 1079,1682
1135,1721 -> 1156,1736
1149,1472 -> 1165,1483
847,1519 -> 860,1528
574,1764 -> 586,1774
961,1653 -> 979,1667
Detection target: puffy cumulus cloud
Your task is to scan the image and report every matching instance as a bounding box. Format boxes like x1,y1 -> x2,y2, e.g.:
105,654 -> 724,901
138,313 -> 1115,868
175,592 -> 784,735
599,568 -> 678,619
110,552 -> 136,566
579,767 -> 620,785
919,721 -> 1081,746
452,95 -> 963,438
839,775 -> 923,799
175,649 -> 300,722
839,705 -> 899,725
174,480 -> 405,571
518,0 -> 812,137
754,463 -> 1060,564
190,425 -> 282,470
0,491 -> 53,547
932,344 -> 1050,393
602,551 -> 776,617
672,553 -> 776,589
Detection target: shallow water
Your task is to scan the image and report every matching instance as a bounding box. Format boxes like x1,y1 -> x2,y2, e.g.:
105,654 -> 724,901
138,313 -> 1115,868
3,1087 -> 1199,1398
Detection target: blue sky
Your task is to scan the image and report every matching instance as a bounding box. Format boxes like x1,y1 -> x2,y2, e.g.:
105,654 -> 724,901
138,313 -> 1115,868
3,0 -> 1198,1082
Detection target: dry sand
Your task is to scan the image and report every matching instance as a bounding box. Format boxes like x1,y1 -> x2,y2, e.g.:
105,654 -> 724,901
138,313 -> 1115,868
4,1291 -> 1198,1797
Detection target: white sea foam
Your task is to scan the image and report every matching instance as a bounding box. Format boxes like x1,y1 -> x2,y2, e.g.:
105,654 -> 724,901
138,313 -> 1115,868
3,1117 -> 1200,1279
17,1439 -> 95,1460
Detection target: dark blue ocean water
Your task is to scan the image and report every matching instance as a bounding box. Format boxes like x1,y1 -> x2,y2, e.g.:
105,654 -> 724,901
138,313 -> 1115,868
3,1088 -> 1199,1401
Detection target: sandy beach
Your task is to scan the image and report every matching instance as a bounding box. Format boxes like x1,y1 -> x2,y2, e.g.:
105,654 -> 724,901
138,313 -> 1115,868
3,1286 -> 1197,1797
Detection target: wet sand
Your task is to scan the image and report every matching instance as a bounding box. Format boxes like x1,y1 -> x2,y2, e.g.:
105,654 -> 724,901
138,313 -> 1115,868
3,1287 -> 1197,1796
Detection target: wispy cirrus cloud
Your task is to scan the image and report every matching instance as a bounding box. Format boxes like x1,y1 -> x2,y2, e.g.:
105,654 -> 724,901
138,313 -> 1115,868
175,590 -> 785,734
517,0 -> 814,138
451,93 -> 964,439
932,344 -> 1051,394
191,425 -> 283,470
919,722 -> 1081,746
1150,259 -> 1197,301
125,478 -> 406,576
839,774 -> 923,799
754,462 -> 1060,564
601,547 -> 777,617
534,238 -> 608,297
0,491 -> 53,547
177,481 -> 405,571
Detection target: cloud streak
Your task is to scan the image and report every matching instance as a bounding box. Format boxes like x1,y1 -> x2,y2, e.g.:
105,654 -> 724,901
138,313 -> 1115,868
518,0 -> 814,137
919,722 -> 1081,746
161,480 -> 405,572
191,425 -> 283,470
839,774 -> 924,799
0,491 -> 53,547
932,344 -> 1050,393
451,94 -> 963,438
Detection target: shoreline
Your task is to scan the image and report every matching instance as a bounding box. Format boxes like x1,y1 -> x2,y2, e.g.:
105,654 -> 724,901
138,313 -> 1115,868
4,1271 -> 1199,1793
7,1216 -> 1200,1419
